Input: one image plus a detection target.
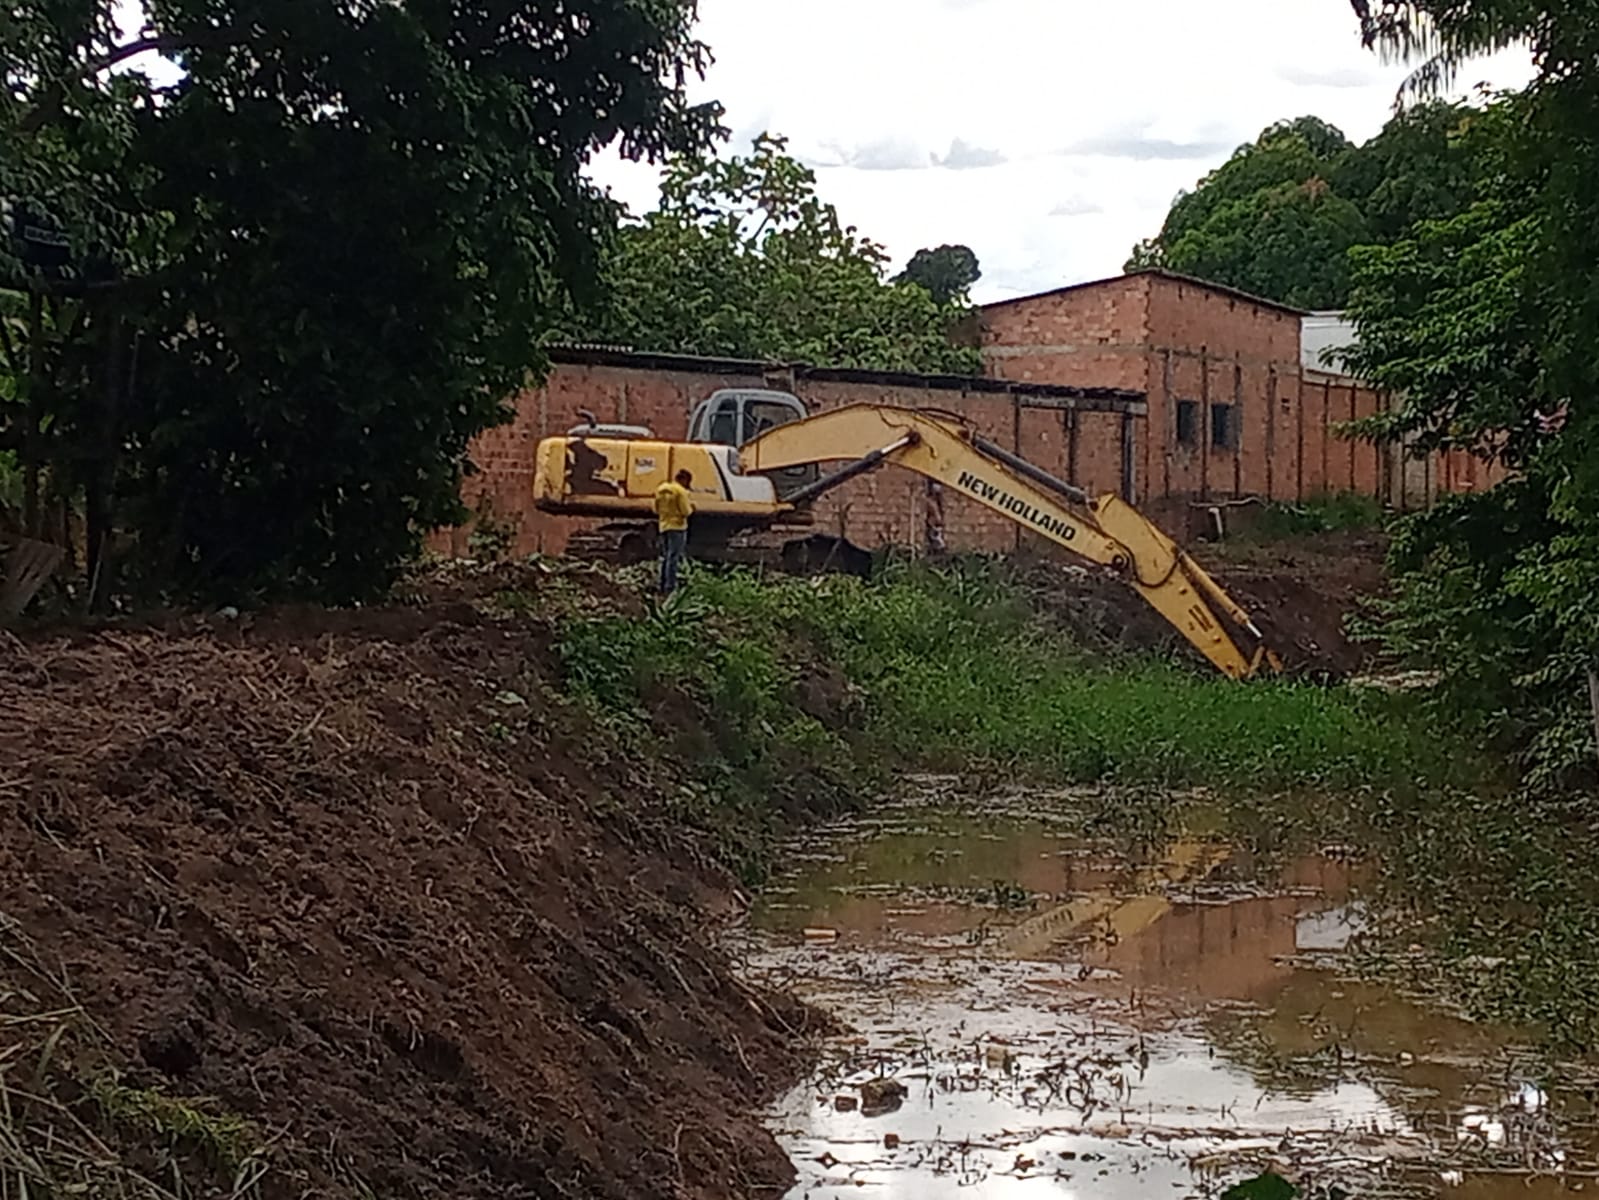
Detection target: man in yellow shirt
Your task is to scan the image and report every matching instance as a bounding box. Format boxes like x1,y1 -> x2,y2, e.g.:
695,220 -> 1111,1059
654,468 -> 695,595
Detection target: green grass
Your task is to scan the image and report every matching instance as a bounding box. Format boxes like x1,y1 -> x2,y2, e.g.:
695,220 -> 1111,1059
547,558 -> 1599,1050
551,560 -> 1474,881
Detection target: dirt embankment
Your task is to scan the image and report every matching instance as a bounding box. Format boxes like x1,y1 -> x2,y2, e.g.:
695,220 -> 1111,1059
1,594 -> 827,1200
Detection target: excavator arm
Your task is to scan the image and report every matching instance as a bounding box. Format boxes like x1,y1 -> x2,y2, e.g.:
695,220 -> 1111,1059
741,403 -> 1282,680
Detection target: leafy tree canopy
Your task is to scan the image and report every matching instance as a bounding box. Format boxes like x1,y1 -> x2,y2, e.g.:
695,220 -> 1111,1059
1127,104 -> 1494,309
1337,0 -> 1599,794
895,244 -> 981,307
572,134 -> 982,375
1,0 -> 717,605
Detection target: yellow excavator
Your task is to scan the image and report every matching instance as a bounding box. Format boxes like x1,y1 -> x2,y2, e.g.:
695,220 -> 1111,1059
532,389 -> 1282,679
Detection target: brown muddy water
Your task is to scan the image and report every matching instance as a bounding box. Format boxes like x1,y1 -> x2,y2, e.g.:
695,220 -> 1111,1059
728,778 -> 1599,1199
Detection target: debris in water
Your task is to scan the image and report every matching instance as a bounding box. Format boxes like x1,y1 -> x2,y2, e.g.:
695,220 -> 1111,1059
1458,1113 -> 1507,1146
859,1077 -> 907,1116
746,781 -> 1599,1199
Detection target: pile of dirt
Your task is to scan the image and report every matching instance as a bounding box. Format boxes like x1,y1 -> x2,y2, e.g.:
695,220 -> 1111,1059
1209,530 -> 1389,679
1015,529 -> 1388,679
0,593 -> 828,1200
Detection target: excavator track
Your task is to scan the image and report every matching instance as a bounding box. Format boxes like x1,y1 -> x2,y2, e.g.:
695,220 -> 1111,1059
563,523 -> 873,577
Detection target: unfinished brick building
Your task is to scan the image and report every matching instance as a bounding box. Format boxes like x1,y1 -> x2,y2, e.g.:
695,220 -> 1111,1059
979,269 -> 1493,518
437,269 -> 1499,559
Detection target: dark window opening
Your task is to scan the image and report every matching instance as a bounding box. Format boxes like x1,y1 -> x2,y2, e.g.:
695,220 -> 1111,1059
1211,402 -> 1236,450
1176,400 -> 1198,447
707,403 -> 738,445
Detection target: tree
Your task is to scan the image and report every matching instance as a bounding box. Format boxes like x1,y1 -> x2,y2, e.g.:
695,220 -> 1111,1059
1126,117 -> 1365,308
576,134 -> 982,375
895,244 -> 981,306
1339,3 -> 1599,792
1332,100 -> 1490,242
1340,99 -> 1542,459
0,0 -> 718,605
1126,104 -> 1497,309
1351,0 -> 1532,101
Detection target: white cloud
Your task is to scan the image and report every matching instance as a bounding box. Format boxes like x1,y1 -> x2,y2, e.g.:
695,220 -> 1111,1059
585,0 -> 1537,303
935,139 -> 1007,170
1049,196 -> 1104,218
1276,63 -> 1384,89
823,137 -> 930,171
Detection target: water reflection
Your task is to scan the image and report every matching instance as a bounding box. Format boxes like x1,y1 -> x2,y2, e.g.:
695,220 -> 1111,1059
739,785 -> 1592,1198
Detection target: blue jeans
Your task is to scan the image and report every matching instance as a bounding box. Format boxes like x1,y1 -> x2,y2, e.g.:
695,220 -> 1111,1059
659,528 -> 687,594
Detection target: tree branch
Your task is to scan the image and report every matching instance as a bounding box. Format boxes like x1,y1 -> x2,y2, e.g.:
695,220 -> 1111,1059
86,33 -> 212,77
18,31 -> 239,133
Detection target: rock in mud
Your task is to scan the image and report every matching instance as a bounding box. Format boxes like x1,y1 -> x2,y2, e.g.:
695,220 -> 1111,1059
858,1077 -> 907,1116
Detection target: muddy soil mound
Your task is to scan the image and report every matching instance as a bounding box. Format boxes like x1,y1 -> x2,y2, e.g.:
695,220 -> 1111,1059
0,604 -> 823,1200
1210,531 -> 1388,678
1017,530 -> 1386,678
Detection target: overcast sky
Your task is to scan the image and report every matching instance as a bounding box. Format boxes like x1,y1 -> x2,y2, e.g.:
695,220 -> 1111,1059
587,0 -> 1535,304
115,0 -> 1535,306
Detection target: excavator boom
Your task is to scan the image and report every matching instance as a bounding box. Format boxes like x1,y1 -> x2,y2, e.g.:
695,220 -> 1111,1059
740,404 -> 1281,680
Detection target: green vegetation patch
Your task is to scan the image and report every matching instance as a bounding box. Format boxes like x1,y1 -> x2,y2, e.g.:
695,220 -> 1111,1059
550,561 -> 1474,880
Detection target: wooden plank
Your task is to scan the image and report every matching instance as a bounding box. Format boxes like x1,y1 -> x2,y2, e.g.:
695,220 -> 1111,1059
1,538 -> 63,620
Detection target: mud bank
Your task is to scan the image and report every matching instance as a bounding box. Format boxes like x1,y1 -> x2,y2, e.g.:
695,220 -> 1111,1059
0,591 -> 830,1200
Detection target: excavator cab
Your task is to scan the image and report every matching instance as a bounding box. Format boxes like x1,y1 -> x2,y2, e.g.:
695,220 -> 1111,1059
687,388 -> 819,499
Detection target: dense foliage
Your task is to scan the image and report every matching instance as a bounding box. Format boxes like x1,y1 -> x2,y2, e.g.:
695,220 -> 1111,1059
558,562 -> 1464,815
1127,106 -> 1497,310
1332,2 -> 1599,795
894,243 -> 981,306
1287,11 -> 1599,1044
1,0 -> 717,604
571,135 -> 982,374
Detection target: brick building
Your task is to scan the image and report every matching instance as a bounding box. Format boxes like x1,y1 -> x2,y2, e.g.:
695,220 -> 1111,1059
979,269 -> 1471,517
436,269 -> 1500,559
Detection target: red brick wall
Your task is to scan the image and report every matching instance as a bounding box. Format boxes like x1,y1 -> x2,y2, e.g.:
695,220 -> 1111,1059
980,272 -> 1497,514
980,274 -> 1150,393
432,362 -> 1139,560
1139,274 -> 1303,503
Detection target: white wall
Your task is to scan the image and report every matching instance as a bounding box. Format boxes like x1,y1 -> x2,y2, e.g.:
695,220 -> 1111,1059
1301,311 -> 1358,375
